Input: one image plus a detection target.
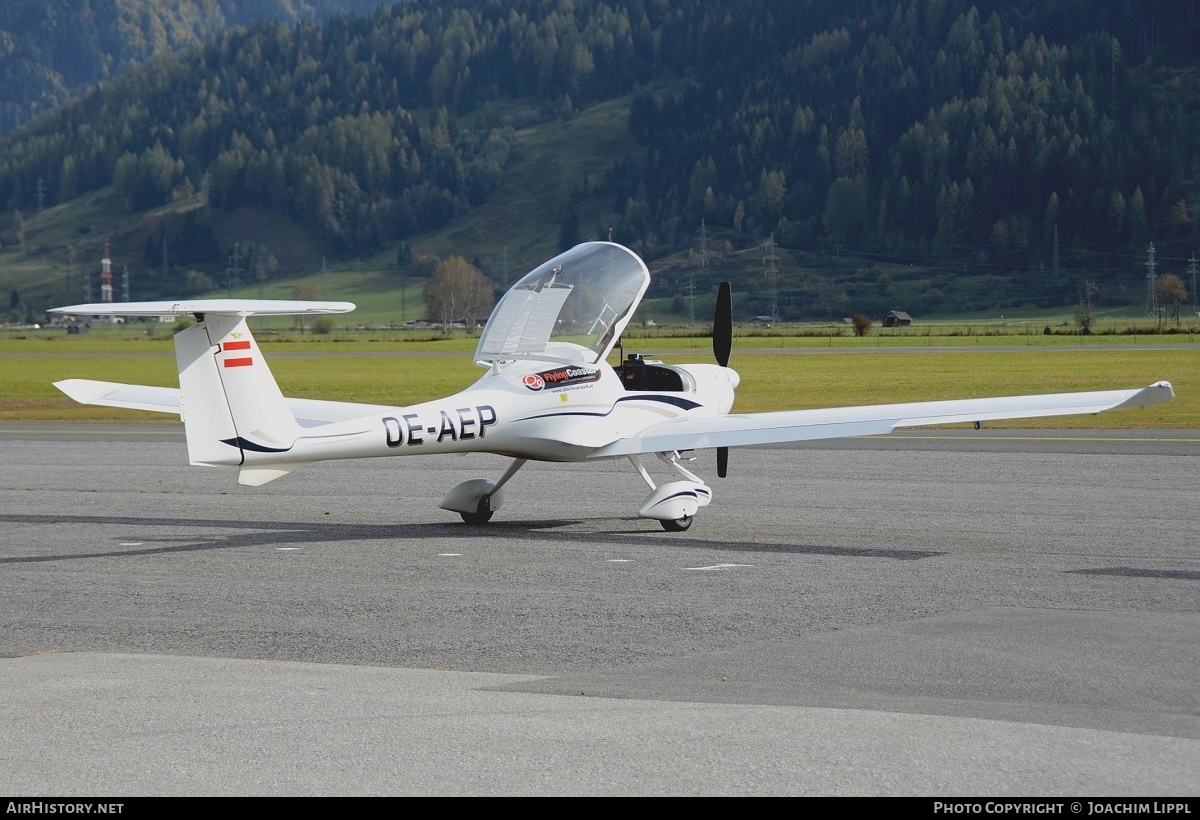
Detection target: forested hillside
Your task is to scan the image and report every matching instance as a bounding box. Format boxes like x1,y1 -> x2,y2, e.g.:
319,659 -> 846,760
0,0 -> 389,134
1,0 -> 1197,318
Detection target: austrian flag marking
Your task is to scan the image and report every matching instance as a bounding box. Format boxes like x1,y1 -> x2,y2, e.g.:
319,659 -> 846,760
222,339 -> 253,367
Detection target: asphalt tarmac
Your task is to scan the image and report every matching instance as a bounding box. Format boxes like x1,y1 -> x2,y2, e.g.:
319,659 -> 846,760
1,424 -> 1197,796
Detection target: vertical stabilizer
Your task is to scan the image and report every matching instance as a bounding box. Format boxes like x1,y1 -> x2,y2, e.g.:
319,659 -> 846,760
174,316 -> 301,467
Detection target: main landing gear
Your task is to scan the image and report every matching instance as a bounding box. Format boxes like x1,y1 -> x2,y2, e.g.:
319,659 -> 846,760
438,458 -> 527,524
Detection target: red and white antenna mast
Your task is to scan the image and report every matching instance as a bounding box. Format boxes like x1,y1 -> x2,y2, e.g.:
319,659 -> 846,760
100,242 -> 113,303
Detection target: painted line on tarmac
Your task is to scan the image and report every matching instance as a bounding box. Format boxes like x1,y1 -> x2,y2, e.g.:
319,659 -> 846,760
0,427 -> 181,436
883,434 -> 1200,443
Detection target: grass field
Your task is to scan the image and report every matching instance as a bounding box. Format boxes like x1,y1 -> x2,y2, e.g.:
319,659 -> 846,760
1,328 -> 1191,428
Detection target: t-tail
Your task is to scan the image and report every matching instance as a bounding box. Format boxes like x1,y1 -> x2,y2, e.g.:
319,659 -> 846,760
50,299 -> 357,486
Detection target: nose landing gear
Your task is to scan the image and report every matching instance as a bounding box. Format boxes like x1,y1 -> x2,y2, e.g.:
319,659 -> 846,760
631,452 -> 711,532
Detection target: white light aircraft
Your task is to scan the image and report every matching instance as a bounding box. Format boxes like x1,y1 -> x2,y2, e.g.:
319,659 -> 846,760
51,242 -> 1173,531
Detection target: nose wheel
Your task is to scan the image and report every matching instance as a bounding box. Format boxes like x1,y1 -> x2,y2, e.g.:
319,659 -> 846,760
660,515 -> 692,532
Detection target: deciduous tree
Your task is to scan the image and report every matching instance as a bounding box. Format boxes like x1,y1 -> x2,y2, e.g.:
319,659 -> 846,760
1155,274 -> 1187,327
1075,281 -> 1097,334
425,256 -> 494,333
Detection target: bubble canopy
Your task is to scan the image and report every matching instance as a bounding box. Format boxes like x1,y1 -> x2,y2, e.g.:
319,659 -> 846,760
474,242 -> 650,365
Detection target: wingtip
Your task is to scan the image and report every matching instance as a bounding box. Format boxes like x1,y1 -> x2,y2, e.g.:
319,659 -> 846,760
1126,380 -> 1175,409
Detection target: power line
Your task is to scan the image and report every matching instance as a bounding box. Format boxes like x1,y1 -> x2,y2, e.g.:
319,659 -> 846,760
226,242 -> 242,299
1189,252 -> 1198,315
1145,242 -> 1157,318
495,246 -> 512,286
762,233 -> 780,325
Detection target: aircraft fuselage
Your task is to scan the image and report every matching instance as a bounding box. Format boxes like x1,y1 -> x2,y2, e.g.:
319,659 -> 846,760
268,357 -> 738,467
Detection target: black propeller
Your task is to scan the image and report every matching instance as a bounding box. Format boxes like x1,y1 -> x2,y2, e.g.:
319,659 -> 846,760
713,281 -> 732,477
713,281 -> 732,367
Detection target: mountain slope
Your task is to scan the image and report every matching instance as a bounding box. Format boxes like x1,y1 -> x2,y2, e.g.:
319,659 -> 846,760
0,0 -> 1197,321
0,0 -> 390,134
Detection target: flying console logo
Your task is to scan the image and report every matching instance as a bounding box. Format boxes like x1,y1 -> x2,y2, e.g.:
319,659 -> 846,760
524,366 -> 601,391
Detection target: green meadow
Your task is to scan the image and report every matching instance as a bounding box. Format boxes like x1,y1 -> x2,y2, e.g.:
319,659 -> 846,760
1,329 -> 1191,428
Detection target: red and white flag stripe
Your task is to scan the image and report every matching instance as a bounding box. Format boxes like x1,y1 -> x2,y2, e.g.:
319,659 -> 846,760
222,340 -> 253,367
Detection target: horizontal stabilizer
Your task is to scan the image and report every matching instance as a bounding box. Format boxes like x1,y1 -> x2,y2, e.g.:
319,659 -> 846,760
50,299 -> 355,318
54,379 -> 181,414
54,379 -> 394,427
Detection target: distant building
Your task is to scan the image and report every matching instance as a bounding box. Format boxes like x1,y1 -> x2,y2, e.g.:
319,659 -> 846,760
883,311 -> 913,327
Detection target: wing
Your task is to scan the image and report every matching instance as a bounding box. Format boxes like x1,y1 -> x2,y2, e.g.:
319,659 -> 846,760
592,381 -> 1174,457
53,379 -> 394,427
